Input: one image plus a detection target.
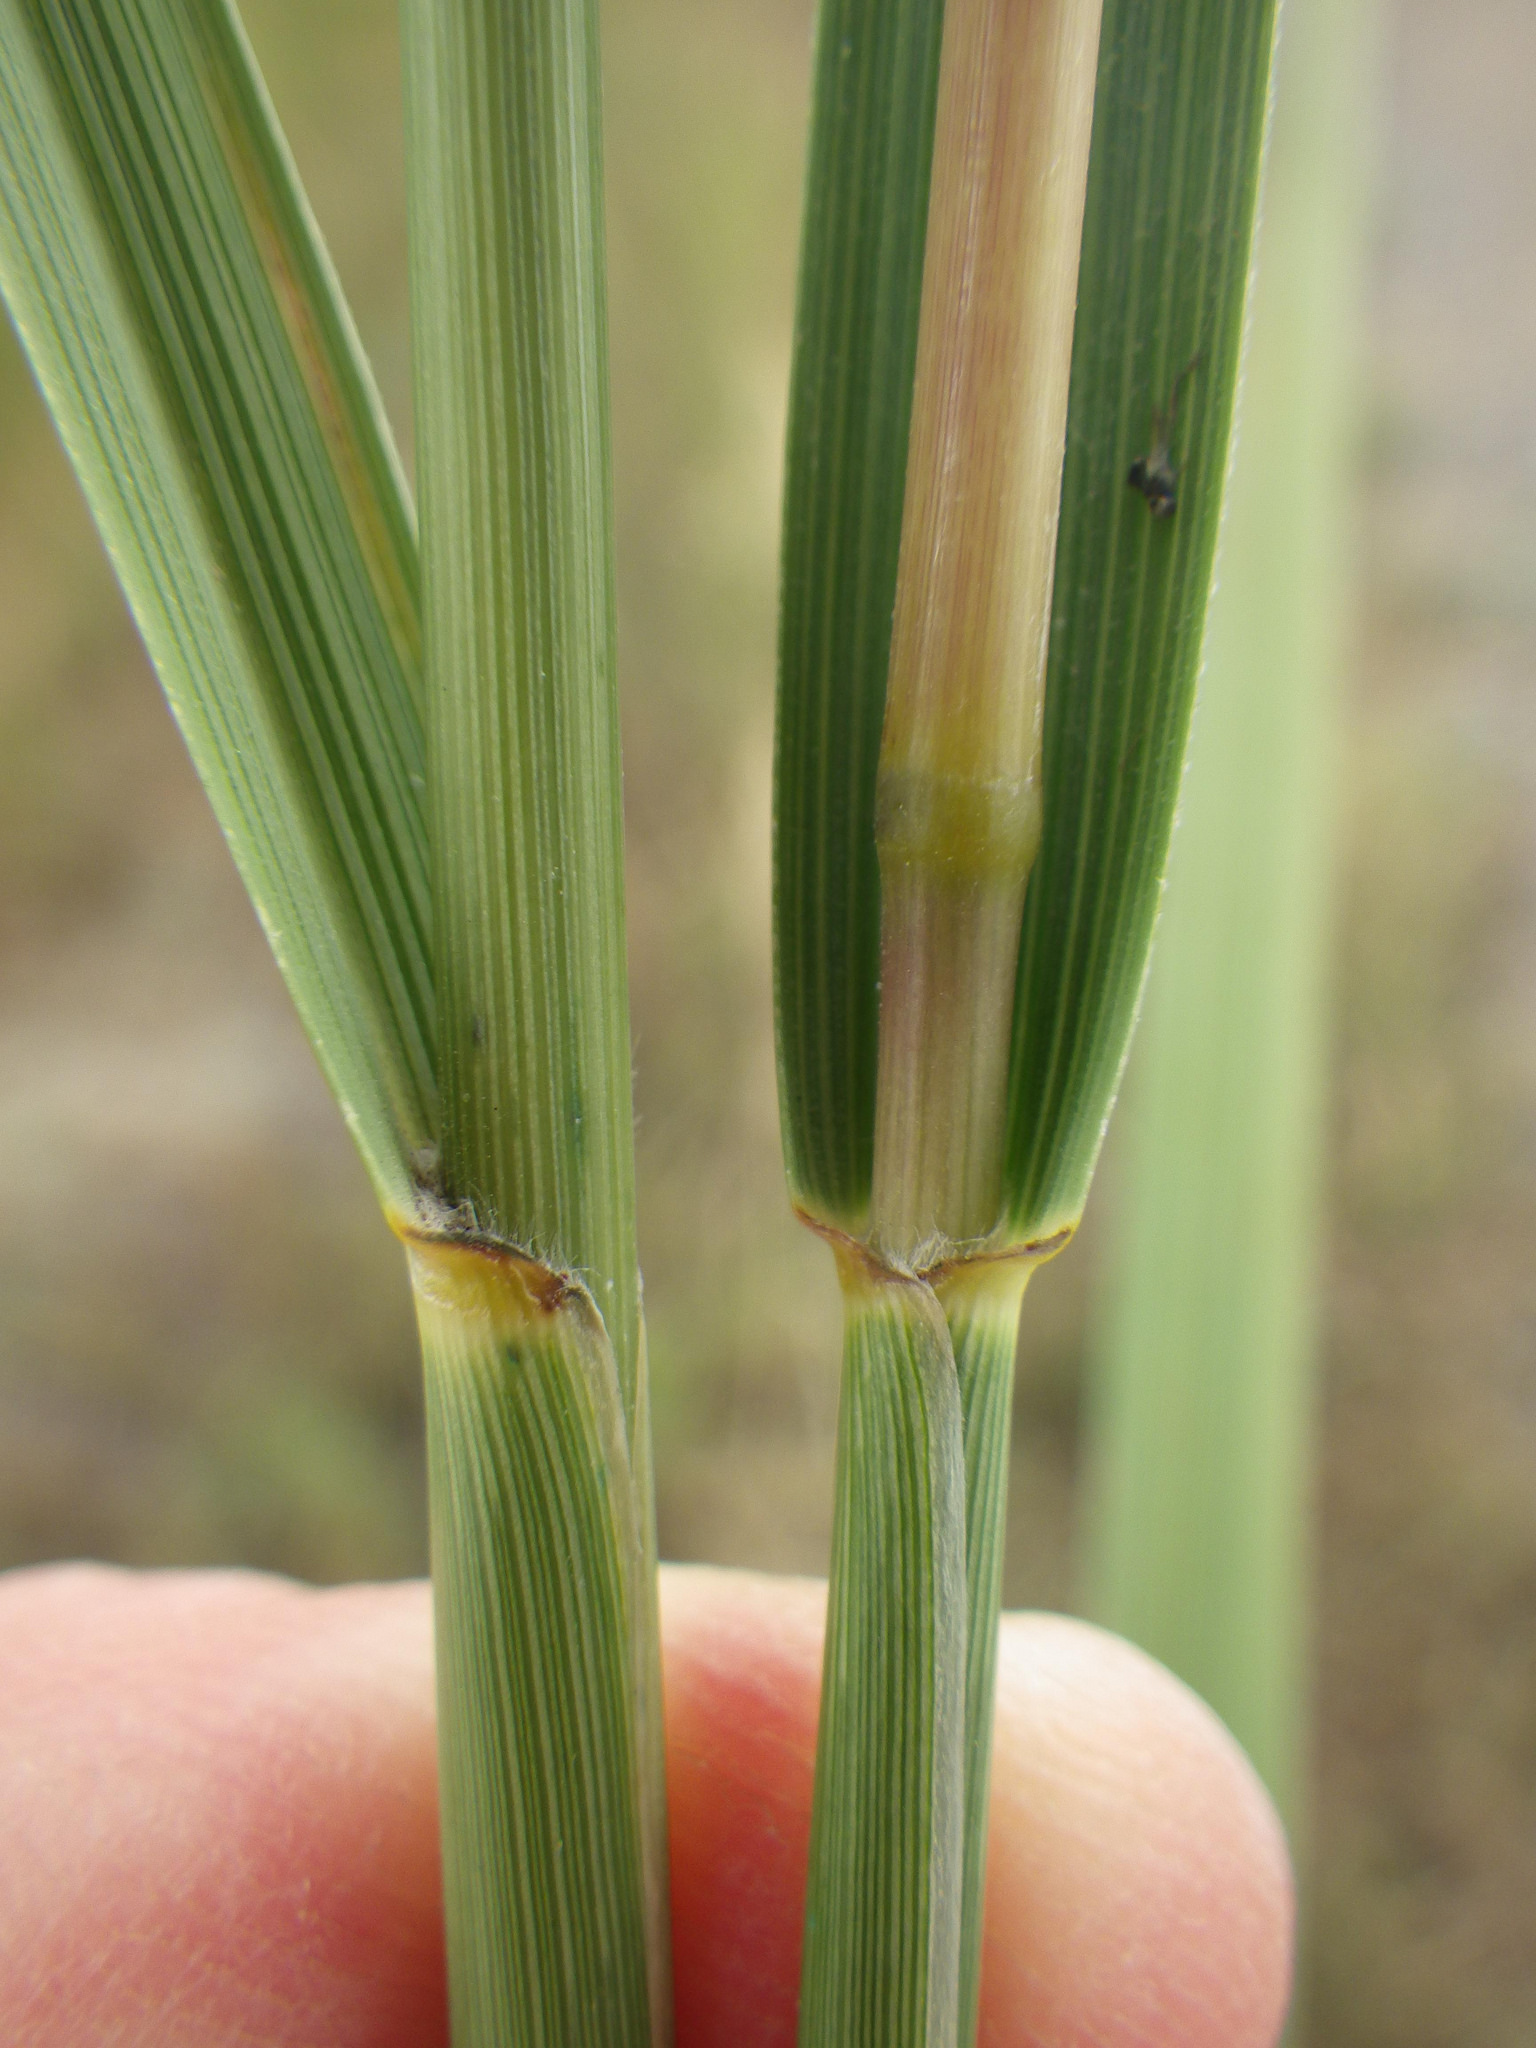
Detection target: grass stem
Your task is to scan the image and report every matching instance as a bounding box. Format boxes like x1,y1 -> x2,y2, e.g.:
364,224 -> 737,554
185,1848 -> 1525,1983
408,1229 -> 659,2048
935,1259 -> 1033,2047
401,0 -> 666,2037
799,1248 -> 967,2048
870,0 -> 1102,1258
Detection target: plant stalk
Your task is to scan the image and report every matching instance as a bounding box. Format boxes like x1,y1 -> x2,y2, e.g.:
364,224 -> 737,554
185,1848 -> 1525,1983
400,0 -> 666,2040
403,0 -> 640,1412
934,1258 -> 1033,2047
799,1247 -> 967,2048
870,0 -> 1103,1259
408,1230 -> 660,2048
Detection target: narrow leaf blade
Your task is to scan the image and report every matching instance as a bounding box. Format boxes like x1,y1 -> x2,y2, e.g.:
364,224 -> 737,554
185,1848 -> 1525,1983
1085,0 -> 1375,1829
1003,0 -> 1281,1241
774,0 -> 947,1230
0,0 -> 430,1207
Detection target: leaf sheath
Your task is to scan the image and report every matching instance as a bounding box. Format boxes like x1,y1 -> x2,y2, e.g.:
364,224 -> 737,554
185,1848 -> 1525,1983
401,0 -> 641,1424
936,1263 -> 1032,2048
799,1258 -> 966,2048
410,1235 -> 663,2048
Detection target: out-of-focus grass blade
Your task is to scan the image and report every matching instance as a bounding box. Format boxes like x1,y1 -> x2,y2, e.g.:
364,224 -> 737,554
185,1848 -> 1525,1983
0,0 -> 430,1210
1003,0 -> 1280,1244
1084,0 -> 1378,1832
774,0 -> 945,1232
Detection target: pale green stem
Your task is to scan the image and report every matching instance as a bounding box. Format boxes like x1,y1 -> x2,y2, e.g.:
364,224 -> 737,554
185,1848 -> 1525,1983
408,1232 -> 667,2048
800,1251 -> 967,2048
402,0 -> 640,1418
934,1260 -> 1032,2048
400,0 -> 665,2040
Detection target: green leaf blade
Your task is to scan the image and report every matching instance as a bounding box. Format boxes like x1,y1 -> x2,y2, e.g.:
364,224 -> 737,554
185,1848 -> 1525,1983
1085,0 -> 1375,1831
774,0 -> 947,1231
1003,0 -> 1280,1243
0,0 -> 430,1207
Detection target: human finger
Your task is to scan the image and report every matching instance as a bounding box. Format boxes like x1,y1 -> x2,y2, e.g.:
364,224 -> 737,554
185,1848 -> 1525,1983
661,1565 -> 1293,2048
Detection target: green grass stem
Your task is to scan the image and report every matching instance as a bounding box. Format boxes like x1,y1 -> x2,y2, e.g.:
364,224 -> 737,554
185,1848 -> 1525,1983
400,0 -> 666,2039
409,1231 -> 662,2048
935,1261 -> 1033,2047
401,0 -> 639,1411
800,1250 -> 967,2048
776,5 -> 1278,2044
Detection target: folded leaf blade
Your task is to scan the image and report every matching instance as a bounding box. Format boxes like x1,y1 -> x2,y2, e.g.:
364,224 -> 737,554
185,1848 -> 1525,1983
773,0 -> 947,1232
1003,0 -> 1281,1243
0,0 -> 429,1206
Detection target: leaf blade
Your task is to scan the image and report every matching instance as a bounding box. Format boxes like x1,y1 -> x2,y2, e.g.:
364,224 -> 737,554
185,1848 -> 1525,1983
773,0 -> 947,1230
1003,0 -> 1281,1241
0,0 -> 430,1206
1084,0 -> 1375,1829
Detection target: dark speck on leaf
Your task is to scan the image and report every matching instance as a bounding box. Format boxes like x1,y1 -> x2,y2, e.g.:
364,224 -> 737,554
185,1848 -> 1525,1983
1127,452 -> 1178,518
1127,352 -> 1202,522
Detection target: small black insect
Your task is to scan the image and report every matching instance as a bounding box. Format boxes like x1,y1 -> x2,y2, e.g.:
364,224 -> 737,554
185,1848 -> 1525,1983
1127,354 -> 1202,520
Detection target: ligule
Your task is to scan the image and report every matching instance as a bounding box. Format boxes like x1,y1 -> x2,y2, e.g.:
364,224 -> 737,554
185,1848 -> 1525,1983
407,1231 -> 666,2048
800,1255 -> 967,2048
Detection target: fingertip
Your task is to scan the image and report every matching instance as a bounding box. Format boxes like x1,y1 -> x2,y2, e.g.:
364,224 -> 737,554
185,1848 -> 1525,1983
981,1613 -> 1294,2048
0,1562 -> 1292,2048
661,1565 -> 824,2048
657,1568 -> 1293,2048
0,1565 -> 446,2048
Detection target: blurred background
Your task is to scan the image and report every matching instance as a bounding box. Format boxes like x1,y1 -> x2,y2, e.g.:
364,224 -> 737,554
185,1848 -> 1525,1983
0,0 -> 1532,2039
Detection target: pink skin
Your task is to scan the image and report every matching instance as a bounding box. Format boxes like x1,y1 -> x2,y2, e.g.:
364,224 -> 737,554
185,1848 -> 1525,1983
0,1563 -> 1292,2048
